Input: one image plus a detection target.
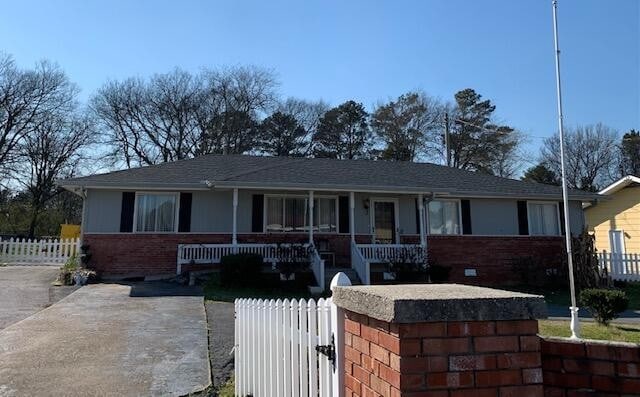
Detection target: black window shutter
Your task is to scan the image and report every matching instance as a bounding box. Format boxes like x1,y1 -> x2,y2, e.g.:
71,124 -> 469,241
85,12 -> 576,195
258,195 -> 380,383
252,194 -> 264,232
338,196 -> 349,234
120,192 -> 135,232
558,201 -> 566,235
415,198 -> 421,235
461,200 -> 472,235
178,193 -> 192,232
517,201 -> 529,235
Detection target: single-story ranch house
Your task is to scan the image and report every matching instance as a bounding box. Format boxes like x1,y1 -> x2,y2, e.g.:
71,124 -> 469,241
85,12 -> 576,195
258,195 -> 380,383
60,155 -> 599,288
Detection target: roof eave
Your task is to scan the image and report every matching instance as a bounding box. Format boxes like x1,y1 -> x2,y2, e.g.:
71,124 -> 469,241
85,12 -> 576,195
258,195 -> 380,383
57,179 -> 600,201
598,175 -> 640,195
211,181 -> 599,201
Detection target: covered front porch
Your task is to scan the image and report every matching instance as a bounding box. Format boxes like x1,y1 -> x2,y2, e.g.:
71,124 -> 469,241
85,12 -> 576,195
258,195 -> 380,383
176,189 -> 429,288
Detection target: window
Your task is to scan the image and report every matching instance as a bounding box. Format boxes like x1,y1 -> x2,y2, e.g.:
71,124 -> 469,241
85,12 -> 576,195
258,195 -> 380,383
428,200 -> 461,235
314,197 -> 337,232
528,202 -> 559,236
135,193 -> 177,232
265,196 -> 337,232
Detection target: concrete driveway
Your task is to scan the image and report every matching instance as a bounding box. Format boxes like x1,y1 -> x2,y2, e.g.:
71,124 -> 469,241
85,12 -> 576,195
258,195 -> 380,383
0,266 -> 59,329
0,282 -> 210,396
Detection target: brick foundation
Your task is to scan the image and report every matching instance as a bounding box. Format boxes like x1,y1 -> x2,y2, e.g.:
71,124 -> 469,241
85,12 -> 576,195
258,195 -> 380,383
541,337 -> 640,396
84,233 -> 564,283
344,311 -> 543,396
427,235 -> 565,286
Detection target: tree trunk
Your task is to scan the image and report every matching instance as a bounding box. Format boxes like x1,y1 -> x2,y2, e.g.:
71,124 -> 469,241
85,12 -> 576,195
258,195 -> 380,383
27,206 -> 41,239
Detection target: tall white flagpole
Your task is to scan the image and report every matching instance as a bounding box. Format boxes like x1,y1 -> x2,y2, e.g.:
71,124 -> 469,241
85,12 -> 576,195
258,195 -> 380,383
552,0 -> 580,339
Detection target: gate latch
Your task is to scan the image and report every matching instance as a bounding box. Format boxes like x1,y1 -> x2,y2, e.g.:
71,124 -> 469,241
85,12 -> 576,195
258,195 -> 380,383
315,334 -> 336,369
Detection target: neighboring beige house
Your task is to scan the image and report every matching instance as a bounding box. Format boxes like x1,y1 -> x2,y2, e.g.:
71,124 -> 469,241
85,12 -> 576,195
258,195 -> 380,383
586,175 -> 640,254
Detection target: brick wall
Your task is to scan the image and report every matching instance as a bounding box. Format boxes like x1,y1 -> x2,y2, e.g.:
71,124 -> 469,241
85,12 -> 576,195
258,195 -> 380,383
343,310 -> 543,396
428,235 -> 565,286
84,233 -> 564,282
541,337 -> 640,396
84,233 -> 349,276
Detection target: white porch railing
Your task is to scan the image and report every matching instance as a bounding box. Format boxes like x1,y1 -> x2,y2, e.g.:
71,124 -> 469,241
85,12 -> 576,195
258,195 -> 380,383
357,243 -> 424,263
0,237 -> 80,265
177,243 -> 326,290
309,246 -> 326,291
598,252 -> 640,282
177,243 -> 280,273
351,241 -> 370,285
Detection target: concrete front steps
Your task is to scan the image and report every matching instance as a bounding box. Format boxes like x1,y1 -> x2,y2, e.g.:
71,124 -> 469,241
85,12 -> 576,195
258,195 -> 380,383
324,267 -> 361,286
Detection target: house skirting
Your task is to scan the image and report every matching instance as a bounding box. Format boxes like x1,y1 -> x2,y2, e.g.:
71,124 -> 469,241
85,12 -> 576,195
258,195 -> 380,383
82,233 -> 565,285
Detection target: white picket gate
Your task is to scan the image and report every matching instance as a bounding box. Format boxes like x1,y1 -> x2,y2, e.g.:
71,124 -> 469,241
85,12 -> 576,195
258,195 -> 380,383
235,274 -> 350,397
0,237 -> 80,265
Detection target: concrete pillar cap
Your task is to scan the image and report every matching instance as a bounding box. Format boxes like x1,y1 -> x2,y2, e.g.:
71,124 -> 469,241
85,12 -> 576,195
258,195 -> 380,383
332,284 -> 547,323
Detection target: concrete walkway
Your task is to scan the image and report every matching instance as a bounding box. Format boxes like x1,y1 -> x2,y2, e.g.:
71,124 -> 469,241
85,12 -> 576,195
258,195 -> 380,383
0,266 -> 59,329
0,283 -> 210,396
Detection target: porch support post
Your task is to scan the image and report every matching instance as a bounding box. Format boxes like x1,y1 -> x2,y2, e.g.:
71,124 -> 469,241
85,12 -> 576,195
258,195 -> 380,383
308,190 -> 314,245
418,193 -> 426,247
349,191 -> 355,243
232,188 -> 238,245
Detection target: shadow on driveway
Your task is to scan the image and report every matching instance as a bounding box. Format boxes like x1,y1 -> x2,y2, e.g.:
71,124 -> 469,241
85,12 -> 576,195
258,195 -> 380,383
125,281 -> 204,297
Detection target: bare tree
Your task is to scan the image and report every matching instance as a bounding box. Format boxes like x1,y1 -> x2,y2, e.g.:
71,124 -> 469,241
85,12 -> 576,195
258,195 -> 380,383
92,69 -> 203,167
371,92 -> 443,161
540,123 -> 619,191
93,66 -> 278,165
276,98 -> 329,156
198,66 -> 279,155
0,55 -> 76,181
16,111 -> 94,237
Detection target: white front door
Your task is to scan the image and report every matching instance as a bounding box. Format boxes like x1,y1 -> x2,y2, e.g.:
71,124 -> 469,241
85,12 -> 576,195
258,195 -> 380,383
610,230 -> 625,255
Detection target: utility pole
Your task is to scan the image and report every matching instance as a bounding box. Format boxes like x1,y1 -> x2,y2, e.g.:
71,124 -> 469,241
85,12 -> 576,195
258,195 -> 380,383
444,112 -> 451,167
552,0 -> 579,339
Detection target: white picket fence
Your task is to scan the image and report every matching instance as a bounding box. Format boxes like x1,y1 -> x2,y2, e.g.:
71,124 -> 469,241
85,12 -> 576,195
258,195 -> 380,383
235,274 -> 350,397
0,237 -> 80,265
598,252 -> 640,282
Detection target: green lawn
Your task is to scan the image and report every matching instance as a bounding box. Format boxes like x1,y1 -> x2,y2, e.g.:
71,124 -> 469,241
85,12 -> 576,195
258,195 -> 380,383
202,273 -> 323,302
539,320 -> 640,344
216,378 -> 234,397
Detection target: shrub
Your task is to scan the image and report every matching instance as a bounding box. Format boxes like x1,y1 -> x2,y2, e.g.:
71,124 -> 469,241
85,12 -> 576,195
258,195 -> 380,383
572,231 -> 610,291
579,288 -> 629,326
220,253 -> 264,286
275,244 -> 311,280
57,254 -> 80,286
386,247 -> 427,283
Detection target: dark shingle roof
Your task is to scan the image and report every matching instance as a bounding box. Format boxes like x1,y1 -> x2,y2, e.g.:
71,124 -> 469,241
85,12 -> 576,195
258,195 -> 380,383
60,154 -> 599,200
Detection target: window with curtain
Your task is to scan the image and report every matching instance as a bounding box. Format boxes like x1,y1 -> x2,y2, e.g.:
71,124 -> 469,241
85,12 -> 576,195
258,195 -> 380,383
428,200 -> 461,235
265,196 -> 337,232
135,194 -> 177,232
314,197 -> 337,232
528,202 -> 559,235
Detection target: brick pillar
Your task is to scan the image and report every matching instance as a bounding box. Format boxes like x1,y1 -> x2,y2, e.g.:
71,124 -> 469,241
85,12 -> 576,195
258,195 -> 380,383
333,284 -> 547,397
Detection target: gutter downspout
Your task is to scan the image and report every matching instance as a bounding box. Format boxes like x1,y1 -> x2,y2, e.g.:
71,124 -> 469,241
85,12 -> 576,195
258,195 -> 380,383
79,187 -> 88,259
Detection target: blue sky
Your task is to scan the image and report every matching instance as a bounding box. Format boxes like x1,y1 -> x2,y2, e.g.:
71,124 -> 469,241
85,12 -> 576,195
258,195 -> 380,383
1,0 -> 638,159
